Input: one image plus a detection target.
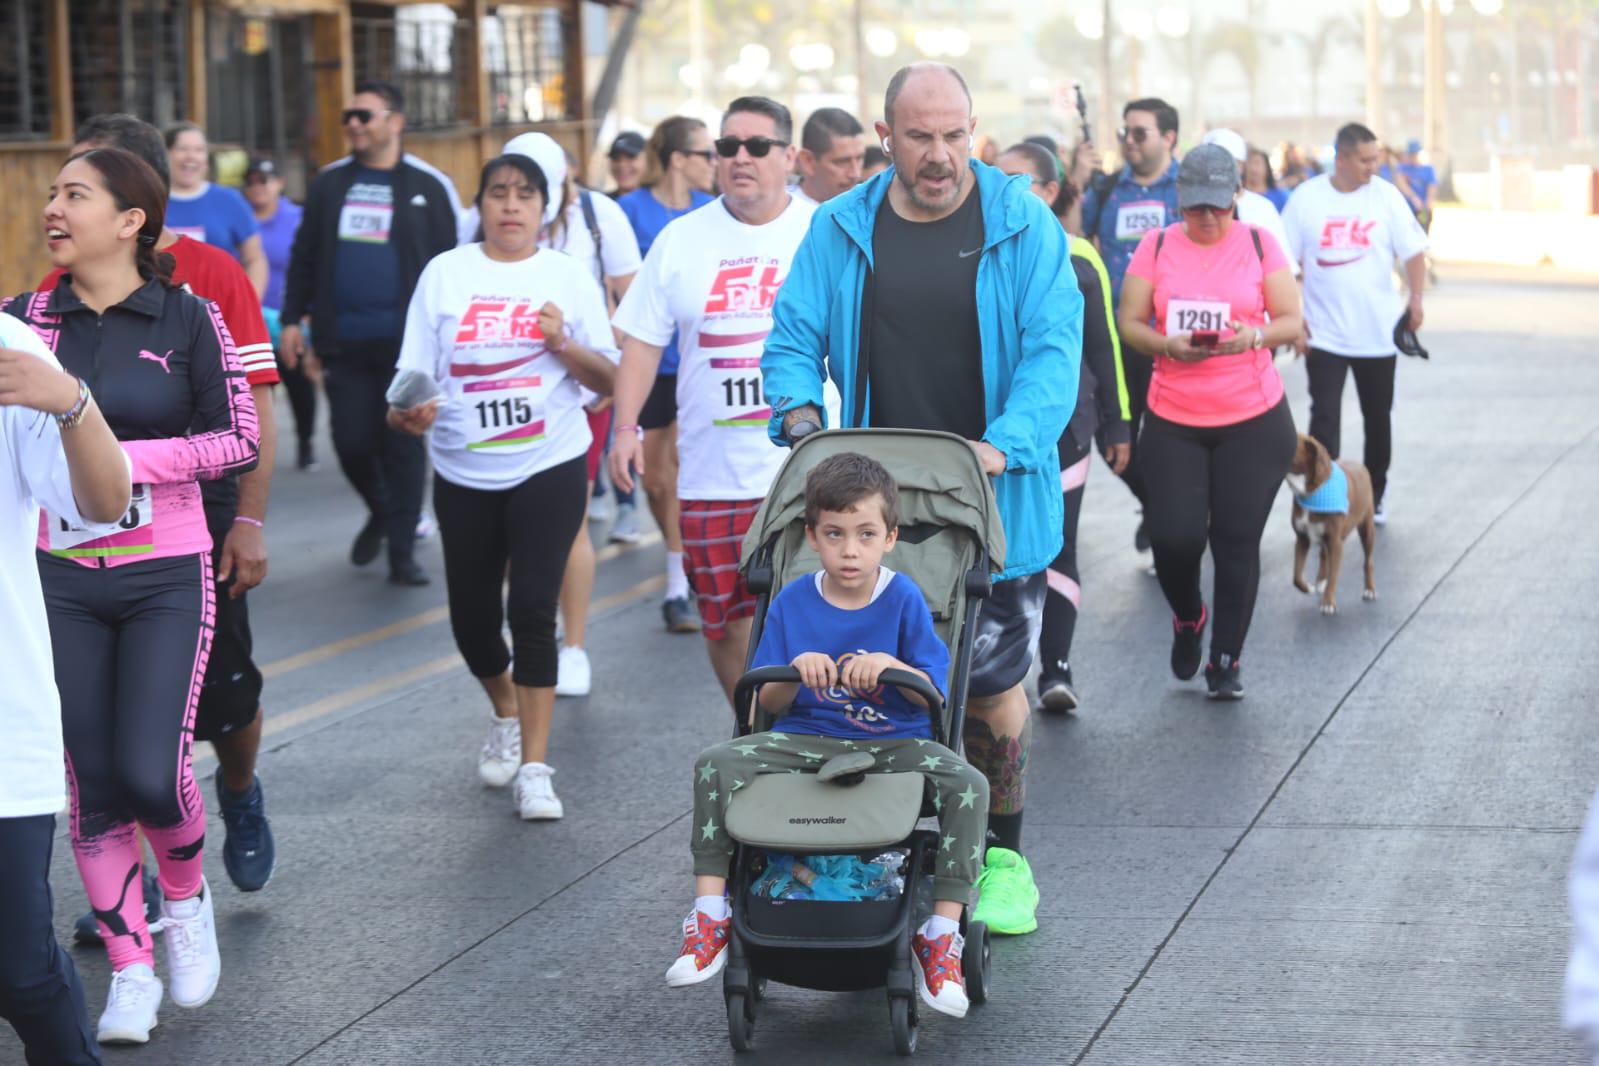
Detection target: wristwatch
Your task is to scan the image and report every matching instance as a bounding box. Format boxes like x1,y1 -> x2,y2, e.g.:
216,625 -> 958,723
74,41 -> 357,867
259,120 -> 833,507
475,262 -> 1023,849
787,418 -> 821,443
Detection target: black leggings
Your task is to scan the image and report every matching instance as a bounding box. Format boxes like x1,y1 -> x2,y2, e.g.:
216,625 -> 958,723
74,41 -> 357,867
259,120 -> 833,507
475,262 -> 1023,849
1140,399 -> 1296,661
433,456 -> 588,689
1306,350 -> 1397,505
1038,438 -> 1092,683
275,350 -> 318,449
1113,352 -> 1152,505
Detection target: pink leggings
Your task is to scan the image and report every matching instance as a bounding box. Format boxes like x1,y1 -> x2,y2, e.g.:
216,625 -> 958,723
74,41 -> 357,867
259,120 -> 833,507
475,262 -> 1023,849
40,552 -> 213,971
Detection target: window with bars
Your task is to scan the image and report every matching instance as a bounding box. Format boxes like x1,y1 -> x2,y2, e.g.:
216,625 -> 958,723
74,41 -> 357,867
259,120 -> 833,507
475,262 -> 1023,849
485,5 -> 571,125
70,0 -> 189,132
0,2 -> 52,139
205,12 -> 315,165
351,5 -> 474,131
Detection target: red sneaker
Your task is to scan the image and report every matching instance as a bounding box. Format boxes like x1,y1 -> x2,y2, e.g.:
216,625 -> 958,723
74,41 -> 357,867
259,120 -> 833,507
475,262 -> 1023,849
912,930 -> 970,1018
664,909 -> 730,987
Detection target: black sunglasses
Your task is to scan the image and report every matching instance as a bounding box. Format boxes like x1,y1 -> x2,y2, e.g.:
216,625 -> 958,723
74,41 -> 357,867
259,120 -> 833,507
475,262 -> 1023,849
1118,126 -> 1155,144
676,148 -> 716,162
1181,204 -> 1231,218
342,108 -> 390,126
714,136 -> 788,159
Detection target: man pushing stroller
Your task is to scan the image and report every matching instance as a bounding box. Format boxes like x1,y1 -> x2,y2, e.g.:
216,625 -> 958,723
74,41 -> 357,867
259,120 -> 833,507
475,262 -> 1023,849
666,453 -> 988,1019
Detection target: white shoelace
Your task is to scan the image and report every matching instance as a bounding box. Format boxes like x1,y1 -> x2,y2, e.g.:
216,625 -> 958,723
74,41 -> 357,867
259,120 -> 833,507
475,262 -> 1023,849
517,764 -> 555,799
163,905 -> 203,968
108,967 -> 160,1010
484,718 -> 520,762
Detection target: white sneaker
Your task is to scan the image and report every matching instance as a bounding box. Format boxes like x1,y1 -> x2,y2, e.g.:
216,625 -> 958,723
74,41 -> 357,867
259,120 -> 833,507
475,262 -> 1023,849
608,503 -> 642,545
514,763 -> 564,820
588,489 -> 616,524
479,713 -> 521,787
556,645 -> 592,698
1373,496 -> 1388,526
97,964 -> 162,1044
160,878 -> 220,1008
415,510 -> 437,539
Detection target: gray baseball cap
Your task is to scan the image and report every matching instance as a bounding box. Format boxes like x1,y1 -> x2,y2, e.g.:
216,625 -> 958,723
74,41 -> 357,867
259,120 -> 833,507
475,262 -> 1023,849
1177,144 -> 1241,210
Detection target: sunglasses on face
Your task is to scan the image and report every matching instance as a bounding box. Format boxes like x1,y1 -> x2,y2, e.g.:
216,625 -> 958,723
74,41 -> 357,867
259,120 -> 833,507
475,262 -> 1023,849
1181,204 -> 1231,218
341,108 -> 389,126
676,148 -> 716,162
1119,126 -> 1156,144
714,136 -> 788,159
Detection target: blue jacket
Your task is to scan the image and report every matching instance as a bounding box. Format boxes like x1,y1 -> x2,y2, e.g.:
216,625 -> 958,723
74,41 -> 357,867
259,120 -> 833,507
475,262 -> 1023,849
762,162 -> 1082,580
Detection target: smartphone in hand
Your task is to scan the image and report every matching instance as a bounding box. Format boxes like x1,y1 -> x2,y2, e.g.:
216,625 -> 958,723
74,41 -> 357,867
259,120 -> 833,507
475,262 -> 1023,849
1190,330 -> 1220,348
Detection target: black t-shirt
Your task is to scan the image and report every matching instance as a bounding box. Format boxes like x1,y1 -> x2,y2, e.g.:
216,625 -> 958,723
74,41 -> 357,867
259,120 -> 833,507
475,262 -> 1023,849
866,185 -> 986,439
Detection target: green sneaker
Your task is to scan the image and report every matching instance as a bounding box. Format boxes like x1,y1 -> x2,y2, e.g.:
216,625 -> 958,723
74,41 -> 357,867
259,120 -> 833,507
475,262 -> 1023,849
971,846 -> 1039,935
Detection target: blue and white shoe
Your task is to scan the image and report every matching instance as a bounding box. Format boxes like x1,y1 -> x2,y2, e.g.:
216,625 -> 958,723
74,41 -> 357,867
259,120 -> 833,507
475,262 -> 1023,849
217,775 -> 276,892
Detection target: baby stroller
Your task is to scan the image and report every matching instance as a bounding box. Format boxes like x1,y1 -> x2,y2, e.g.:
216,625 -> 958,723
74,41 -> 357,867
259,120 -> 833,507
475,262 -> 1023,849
721,427 -> 1007,1055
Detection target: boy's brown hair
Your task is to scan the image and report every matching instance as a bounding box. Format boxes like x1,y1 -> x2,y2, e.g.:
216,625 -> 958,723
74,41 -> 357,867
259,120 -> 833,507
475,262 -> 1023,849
803,452 -> 900,530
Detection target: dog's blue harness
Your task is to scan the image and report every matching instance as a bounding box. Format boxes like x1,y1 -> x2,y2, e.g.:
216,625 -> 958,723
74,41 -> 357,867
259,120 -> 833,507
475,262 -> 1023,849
1296,463 -> 1350,514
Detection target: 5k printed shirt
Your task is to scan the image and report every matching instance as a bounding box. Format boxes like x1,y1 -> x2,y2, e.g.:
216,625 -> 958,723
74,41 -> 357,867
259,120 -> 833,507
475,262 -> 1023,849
613,195 -> 815,500
397,244 -> 620,491
1280,174 -> 1429,358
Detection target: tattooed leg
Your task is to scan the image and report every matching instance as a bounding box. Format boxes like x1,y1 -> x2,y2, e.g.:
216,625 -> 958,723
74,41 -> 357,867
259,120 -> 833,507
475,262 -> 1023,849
962,683 -> 1033,817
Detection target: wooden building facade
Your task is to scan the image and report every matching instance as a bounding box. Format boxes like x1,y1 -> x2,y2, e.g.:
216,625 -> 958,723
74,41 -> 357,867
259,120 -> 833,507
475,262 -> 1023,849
0,0 -> 611,294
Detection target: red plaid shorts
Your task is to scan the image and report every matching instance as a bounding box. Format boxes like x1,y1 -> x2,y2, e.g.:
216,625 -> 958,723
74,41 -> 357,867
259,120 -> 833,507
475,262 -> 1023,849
679,498 -> 762,640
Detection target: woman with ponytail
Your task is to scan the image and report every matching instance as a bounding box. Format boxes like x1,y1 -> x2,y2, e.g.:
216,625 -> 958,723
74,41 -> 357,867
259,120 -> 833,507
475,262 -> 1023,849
4,146 -> 260,1046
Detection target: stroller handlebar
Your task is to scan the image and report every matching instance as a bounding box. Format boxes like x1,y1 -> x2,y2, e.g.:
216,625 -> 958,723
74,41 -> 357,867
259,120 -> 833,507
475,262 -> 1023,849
732,666 -> 947,738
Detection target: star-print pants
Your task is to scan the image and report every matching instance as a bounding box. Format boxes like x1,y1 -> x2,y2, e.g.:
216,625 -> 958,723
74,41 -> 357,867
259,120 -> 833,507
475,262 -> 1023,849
690,733 -> 990,905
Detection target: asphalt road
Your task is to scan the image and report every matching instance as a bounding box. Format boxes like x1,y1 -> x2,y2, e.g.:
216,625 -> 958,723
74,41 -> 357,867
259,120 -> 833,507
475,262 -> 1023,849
5,265 -> 1597,1065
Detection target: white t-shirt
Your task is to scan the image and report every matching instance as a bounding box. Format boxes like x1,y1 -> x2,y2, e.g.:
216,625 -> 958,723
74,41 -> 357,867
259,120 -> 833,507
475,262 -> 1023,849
787,183 -> 819,207
396,244 -> 620,491
612,196 -> 816,501
1281,174 -> 1429,357
1237,190 -> 1298,278
0,317 -> 125,817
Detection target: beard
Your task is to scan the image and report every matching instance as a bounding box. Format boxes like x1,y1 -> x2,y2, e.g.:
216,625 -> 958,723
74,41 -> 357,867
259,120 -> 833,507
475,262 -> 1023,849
897,161 -> 964,214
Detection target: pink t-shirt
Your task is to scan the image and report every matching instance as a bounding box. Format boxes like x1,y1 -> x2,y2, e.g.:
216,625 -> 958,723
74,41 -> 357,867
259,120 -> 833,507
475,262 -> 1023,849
1125,221 -> 1290,427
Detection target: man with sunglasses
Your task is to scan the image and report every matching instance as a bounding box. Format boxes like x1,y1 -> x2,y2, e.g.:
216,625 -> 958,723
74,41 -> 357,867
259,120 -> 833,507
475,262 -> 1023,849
763,62 -> 1083,939
1079,97 -> 1182,552
280,81 -> 463,587
610,97 -> 816,706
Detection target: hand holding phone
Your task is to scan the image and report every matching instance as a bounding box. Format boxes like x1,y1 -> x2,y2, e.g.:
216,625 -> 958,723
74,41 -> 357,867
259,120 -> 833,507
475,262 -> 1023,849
1190,330 -> 1220,349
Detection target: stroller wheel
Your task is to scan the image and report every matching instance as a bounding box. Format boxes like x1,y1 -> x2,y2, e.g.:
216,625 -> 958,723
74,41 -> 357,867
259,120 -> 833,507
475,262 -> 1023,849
726,991 -> 755,1052
889,995 -> 918,1055
964,921 -> 992,1004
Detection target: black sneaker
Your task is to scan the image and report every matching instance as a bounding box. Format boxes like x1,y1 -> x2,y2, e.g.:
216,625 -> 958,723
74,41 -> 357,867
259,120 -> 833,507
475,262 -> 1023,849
1134,518 -> 1151,553
350,517 -> 384,567
72,869 -> 163,946
1037,670 -> 1080,714
218,775 -> 277,892
662,595 -> 701,634
1170,605 -> 1207,681
388,560 -> 431,587
1205,655 -> 1244,700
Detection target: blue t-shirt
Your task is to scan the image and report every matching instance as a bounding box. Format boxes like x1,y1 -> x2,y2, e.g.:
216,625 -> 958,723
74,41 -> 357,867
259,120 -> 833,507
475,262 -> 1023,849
332,166 -> 403,344
257,198 -> 303,312
166,183 -> 259,260
1264,186 -> 1290,213
1401,163 -> 1436,208
750,569 -> 951,740
617,187 -> 713,375
1080,162 -> 1181,302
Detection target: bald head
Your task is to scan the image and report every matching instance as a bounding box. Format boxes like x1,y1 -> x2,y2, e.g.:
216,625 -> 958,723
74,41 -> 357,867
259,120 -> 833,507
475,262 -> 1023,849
883,63 -> 971,131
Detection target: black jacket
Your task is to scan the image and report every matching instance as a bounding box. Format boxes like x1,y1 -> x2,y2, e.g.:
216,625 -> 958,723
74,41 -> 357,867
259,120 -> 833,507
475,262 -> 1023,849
280,154 -> 459,356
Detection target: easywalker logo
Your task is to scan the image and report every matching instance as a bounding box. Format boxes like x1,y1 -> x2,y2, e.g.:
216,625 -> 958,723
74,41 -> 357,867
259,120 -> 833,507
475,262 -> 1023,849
455,301 -> 544,344
787,816 -> 848,825
704,260 -> 785,315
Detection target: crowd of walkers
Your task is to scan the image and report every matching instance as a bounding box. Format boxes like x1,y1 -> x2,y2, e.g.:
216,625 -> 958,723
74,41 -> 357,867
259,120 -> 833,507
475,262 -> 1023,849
0,60 -> 1433,1058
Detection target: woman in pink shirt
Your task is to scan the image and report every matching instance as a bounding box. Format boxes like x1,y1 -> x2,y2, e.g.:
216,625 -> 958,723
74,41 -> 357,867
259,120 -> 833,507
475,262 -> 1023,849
1117,144 -> 1302,700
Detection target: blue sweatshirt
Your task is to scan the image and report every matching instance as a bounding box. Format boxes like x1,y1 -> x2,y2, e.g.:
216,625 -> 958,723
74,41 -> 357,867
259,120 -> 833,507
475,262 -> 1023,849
750,569 -> 950,740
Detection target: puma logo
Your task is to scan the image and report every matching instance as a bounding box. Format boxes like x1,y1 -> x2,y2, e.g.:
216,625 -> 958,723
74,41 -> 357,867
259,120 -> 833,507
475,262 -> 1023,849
138,349 -> 174,373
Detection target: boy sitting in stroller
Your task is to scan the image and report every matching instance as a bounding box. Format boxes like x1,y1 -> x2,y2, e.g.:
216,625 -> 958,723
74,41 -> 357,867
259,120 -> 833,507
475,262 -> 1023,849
666,452 -> 990,1019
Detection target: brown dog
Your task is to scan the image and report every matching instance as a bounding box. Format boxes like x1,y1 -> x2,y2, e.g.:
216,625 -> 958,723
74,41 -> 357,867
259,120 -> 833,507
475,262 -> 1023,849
1284,434 -> 1377,615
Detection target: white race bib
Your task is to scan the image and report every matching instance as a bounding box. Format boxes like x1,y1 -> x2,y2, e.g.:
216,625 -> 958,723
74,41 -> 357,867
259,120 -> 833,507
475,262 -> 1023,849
463,376 -> 547,453
48,484 -> 153,557
1165,298 -> 1232,337
707,355 -> 769,429
1115,200 -> 1166,242
338,201 -> 393,244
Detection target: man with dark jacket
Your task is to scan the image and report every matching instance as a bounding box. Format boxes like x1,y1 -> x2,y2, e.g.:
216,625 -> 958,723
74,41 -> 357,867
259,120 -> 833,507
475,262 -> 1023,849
280,80 -> 461,585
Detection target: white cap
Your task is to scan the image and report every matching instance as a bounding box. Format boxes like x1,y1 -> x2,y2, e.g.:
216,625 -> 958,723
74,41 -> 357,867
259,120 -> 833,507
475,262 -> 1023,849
502,132 -> 567,224
1200,128 -> 1248,164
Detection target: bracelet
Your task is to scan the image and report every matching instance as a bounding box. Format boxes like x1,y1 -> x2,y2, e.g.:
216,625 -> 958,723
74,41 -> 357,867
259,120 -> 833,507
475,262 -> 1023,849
233,516 -> 264,529
615,423 -> 644,441
1162,337 -> 1171,359
55,378 -> 91,430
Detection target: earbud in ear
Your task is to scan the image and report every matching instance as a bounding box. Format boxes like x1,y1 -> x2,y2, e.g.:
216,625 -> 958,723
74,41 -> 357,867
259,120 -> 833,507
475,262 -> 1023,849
882,139 -> 891,152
